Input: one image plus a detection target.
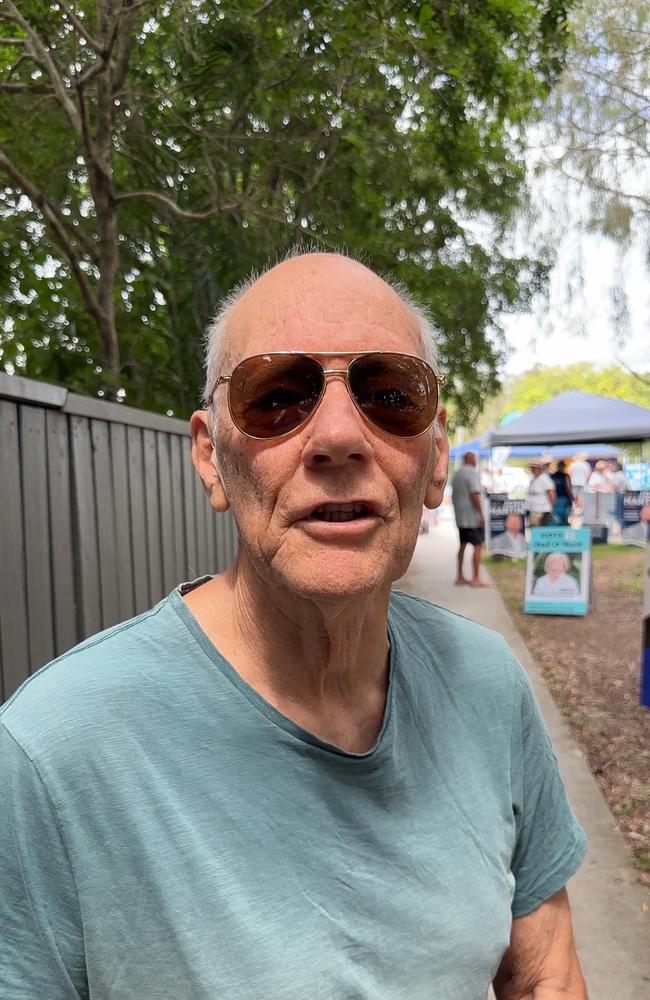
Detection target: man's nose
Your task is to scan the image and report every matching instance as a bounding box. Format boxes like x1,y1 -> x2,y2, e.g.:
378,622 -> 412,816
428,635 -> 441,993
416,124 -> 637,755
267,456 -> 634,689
301,376 -> 374,467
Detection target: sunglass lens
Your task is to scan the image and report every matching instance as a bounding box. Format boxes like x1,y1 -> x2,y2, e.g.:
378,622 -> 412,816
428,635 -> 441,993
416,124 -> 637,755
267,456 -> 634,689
229,355 -> 324,438
348,353 -> 437,436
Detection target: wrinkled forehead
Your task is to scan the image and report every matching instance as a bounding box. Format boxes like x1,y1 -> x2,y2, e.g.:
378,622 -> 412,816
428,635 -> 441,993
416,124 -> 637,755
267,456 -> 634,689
221,256 -> 423,366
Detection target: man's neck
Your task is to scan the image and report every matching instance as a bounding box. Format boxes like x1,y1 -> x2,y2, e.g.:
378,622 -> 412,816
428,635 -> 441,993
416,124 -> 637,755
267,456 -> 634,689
182,559 -> 392,753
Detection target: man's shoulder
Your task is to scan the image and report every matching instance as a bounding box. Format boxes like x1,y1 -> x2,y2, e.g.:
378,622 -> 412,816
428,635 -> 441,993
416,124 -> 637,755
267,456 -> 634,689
1,592 -> 183,754
389,590 -> 524,692
453,465 -> 474,482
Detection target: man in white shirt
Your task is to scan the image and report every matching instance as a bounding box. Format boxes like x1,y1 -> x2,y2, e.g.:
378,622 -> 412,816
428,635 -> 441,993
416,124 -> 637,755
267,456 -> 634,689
568,454 -> 591,502
527,461 -> 556,527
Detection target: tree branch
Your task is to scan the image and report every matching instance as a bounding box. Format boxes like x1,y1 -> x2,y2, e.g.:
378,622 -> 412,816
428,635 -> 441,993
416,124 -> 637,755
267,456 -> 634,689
613,356 -> 650,386
0,82 -> 54,93
252,0 -> 280,15
555,165 -> 650,211
3,1 -> 82,134
0,36 -> 26,45
114,189 -> 242,219
0,147 -> 104,324
58,2 -> 105,55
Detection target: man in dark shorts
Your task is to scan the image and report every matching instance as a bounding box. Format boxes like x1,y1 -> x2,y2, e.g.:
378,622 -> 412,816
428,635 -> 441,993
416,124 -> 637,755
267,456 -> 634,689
451,451 -> 490,586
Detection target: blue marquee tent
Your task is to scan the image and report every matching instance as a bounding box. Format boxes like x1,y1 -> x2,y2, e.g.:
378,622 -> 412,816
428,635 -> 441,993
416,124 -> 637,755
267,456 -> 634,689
488,391 -> 650,446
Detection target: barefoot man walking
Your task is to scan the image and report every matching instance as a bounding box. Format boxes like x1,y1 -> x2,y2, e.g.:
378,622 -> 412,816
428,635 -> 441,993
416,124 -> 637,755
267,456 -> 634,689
452,451 -> 490,586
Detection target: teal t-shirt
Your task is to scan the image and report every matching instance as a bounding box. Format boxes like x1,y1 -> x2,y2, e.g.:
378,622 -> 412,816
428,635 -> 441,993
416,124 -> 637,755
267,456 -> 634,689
0,585 -> 586,1000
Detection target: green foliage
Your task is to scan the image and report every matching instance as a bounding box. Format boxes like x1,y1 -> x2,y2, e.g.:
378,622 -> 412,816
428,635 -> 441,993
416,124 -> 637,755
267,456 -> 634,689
0,0 -> 575,422
509,362 -> 650,412
472,362 -> 650,433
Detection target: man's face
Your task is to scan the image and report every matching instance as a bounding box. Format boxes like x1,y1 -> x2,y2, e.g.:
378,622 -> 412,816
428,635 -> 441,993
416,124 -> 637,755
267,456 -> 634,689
505,515 -> 521,535
547,556 -> 565,580
193,254 -> 448,602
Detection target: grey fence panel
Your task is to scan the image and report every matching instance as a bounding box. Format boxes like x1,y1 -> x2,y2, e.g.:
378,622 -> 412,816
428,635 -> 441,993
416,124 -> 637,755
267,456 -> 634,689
193,469 -> 209,577
0,373 -> 238,702
0,401 -> 30,700
21,406 -> 56,669
70,415 -> 102,639
46,411 -> 77,657
91,420 -> 121,631
109,423 -> 136,622
169,435 -> 187,583
182,446 -> 199,580
126,426 -> 149,616
157,432 -> 176,595
143,429 -> 163,604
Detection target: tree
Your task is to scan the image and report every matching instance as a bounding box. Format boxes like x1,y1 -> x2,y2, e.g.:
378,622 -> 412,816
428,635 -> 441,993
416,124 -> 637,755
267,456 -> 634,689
0,1 -> 575,424
540,0 -> 650,243
471,361 -> 650,434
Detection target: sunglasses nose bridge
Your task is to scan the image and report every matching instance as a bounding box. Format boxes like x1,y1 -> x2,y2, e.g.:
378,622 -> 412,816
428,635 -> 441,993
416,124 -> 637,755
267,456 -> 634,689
314,366 -> 356,410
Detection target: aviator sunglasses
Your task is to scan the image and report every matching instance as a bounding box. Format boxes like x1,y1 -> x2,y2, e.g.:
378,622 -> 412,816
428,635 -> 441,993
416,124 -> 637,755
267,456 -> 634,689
211,351 -> 445,440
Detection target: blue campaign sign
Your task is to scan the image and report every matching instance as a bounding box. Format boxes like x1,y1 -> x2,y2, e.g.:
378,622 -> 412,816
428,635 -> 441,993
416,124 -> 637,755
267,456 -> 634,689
485,497 -> 528,559
524,527 -> 591,617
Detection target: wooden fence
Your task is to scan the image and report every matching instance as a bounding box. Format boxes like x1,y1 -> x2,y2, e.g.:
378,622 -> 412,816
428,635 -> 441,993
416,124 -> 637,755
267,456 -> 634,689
0,372 -> 237,703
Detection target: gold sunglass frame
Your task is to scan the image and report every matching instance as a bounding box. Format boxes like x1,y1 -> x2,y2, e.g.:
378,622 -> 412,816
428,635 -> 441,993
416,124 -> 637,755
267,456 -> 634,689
211,351 -> 446,441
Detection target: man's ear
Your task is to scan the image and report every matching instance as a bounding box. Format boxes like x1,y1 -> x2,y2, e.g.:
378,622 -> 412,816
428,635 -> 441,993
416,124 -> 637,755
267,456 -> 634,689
190,410 -> 230,512
424,405 -> 449,509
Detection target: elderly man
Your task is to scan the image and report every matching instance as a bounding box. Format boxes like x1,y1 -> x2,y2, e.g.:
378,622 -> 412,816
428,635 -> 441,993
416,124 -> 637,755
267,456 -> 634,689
1,253 -> 587,999
492,513 -> 528,558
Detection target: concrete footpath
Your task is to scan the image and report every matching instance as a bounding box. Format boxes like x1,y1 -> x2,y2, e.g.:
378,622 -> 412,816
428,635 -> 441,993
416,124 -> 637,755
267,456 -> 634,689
394,517 -> 649,1000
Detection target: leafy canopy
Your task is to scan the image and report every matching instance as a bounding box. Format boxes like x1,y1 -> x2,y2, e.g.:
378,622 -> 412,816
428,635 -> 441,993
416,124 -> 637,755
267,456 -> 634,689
0,0 -> 574,425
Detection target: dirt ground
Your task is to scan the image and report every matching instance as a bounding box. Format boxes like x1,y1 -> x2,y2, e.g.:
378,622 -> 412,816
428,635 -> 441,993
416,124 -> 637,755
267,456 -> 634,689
487,546 -> 650,888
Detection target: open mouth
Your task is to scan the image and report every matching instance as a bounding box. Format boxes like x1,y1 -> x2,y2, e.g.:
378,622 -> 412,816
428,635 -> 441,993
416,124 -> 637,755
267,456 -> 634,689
310,502 -> 372,523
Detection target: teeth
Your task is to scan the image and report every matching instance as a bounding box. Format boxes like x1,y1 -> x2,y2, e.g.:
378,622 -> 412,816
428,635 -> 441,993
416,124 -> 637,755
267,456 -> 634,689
311,502 -> 370,522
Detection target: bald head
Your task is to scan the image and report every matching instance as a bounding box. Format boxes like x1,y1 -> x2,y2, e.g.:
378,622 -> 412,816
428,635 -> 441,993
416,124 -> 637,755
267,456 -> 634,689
202,251 -> 438,407
463,451 -> 477,467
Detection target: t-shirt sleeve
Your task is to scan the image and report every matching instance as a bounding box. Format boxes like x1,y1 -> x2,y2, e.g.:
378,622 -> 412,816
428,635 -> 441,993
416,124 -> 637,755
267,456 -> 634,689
469,468 -> 481,493
0,721 -> 87,999
509,674 -> 587,917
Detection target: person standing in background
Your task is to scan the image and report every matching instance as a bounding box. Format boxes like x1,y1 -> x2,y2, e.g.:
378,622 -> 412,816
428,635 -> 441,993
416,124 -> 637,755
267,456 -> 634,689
606,460 -> 629,534
527,461 -> 556,527
568,453 -> 591,506
587,460 -> 611,492
451,451 -> 490,587
550,461 -> 574,525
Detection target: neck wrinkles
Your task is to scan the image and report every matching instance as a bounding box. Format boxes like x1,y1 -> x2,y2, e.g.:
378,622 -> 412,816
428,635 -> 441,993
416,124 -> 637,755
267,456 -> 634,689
224,553 -> 392,707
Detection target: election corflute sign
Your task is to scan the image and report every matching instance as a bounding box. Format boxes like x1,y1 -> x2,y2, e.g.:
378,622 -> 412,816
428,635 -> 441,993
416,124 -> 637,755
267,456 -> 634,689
524,527 -> 591,617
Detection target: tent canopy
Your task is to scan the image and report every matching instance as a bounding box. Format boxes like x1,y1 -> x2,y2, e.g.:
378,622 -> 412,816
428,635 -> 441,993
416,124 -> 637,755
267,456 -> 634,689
448,436 -> 491,459
449,439 -> 620,462
488,391 -> 650,446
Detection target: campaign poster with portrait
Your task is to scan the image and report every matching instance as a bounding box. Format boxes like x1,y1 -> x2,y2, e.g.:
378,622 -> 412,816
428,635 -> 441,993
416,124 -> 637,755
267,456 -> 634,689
622,490 -> 650,547
485,497 -> 528,559
524,527 -> 591,616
